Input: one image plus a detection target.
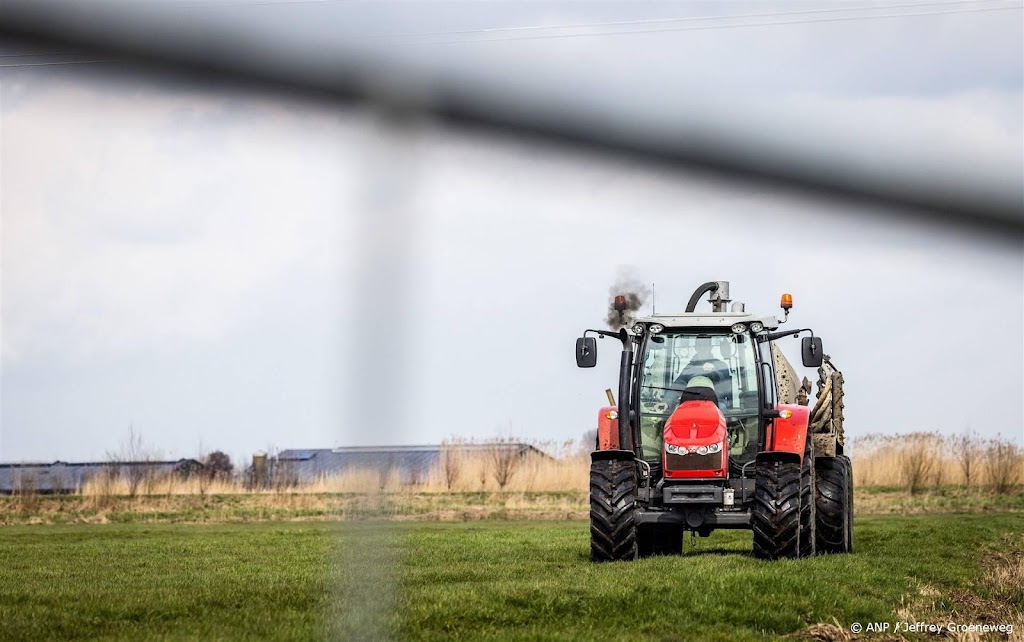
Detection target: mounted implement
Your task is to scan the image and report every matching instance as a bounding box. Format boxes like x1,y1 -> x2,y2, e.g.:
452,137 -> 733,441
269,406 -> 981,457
577,281 -> 852,561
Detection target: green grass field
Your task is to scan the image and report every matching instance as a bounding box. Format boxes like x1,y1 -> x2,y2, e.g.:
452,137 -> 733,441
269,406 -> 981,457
0,514 -> 1020,641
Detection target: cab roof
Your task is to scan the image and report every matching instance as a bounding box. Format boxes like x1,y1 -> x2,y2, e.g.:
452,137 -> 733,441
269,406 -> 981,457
633,312 -> 780,330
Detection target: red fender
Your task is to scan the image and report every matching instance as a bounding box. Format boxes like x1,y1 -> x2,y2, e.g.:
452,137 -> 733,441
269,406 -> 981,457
765,404 -> 811,462
597,406 -> 619,450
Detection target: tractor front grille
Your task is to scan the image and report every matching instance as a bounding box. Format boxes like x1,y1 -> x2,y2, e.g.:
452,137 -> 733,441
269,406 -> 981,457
666,452 -> 723,472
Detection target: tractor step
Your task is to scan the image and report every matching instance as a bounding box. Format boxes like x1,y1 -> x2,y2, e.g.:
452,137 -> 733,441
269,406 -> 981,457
635,508 -> 751,529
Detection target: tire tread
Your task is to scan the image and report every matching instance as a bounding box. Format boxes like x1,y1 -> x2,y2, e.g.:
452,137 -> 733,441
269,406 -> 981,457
590,459 -> 638,562
752,460 -> 801,560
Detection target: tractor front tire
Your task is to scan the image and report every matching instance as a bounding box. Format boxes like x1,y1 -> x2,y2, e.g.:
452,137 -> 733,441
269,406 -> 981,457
590,458 -> 638,562
752,459 -> 801,560
814,456 -> 851,554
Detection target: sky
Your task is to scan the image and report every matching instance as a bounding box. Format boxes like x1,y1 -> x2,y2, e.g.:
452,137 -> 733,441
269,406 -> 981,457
1,0 -> 1022,464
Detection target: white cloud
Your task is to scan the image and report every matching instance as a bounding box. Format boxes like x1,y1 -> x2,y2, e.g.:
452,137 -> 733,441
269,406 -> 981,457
2,83 -> 359,364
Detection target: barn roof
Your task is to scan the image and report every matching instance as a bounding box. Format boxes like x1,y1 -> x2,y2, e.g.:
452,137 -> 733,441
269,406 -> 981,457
0,459 -> 203,494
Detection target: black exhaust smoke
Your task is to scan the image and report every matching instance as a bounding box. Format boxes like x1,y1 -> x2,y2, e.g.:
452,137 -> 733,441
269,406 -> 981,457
605,270 -> 649,330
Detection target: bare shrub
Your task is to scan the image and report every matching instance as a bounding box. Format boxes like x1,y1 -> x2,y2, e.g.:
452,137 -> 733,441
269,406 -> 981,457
197,471 -> 210,496
194,447 -> 211,497
440,439 -> 463,491
106,427 -> 159,498
486,438 -> 522,491
931,461 -> 945,488
377,454 -> 397,492
952,429 -> 981,487
985,436 -> 1023,494
900,433 -> 939,494
13,470 -> 40,511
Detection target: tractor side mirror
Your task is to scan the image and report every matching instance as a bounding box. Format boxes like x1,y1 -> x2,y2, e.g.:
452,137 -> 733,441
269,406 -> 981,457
576,337 -> 597,368
801,337 -> 823,368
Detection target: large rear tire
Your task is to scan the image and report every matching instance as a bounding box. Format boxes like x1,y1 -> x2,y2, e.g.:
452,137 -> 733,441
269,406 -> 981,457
590,458 -> 638,562
814,456 -> 851,554
799,436 -> 816,558
752,458 -> 801,560
842,454 -> 854,553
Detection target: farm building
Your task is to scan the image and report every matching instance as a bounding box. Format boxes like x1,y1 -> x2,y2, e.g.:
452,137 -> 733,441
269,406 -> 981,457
251,443 -> 547,487
0,459 -> 205,494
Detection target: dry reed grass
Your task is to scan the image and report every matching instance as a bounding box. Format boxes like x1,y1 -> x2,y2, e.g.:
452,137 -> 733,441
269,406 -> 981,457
70,432 -> 1021,498
851,432 -> 1023,493
70,439 -> 591,497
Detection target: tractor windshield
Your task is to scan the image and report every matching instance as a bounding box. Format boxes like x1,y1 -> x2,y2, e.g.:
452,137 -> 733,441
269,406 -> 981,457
638,331 -> 760,465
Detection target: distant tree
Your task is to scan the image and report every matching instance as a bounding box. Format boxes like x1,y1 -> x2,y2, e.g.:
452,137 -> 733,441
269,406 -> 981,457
205,451 -> 234,479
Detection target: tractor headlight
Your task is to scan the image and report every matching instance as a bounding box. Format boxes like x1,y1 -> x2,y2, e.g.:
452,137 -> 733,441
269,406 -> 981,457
665,444 -> 679,455
697,446 -> 708,455
749,322 -> 764,333
649,323 -> 664,334
633,323 -> 644,334
731,323 -> 747,333
706,442 -> 723,455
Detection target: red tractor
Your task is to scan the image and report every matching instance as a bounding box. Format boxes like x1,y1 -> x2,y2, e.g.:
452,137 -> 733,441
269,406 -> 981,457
576,281 -> 852,560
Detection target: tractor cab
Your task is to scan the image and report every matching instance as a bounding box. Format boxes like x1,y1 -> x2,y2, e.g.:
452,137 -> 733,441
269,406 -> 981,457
634,320 -> 773,480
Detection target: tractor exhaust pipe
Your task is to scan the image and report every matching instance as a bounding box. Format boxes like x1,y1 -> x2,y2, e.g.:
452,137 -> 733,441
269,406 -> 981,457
685,281 -> 731,313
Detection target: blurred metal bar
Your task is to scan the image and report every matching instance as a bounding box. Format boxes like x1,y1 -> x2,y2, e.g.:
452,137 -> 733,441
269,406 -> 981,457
0,1 -> 1021,237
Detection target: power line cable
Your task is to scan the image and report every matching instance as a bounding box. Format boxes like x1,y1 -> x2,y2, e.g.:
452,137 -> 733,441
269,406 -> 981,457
0,3 -> 1018,66
363,0 -> 1012,39
415,4 -> 1022,44
4,1 -> 1017,58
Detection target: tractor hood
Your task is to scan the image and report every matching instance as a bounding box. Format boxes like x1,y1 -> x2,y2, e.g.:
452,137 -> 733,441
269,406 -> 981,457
663,396 -> 728,479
